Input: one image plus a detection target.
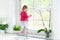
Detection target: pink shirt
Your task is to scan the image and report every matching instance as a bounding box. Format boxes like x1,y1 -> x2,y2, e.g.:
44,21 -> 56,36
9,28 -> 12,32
20,11 -> 29,21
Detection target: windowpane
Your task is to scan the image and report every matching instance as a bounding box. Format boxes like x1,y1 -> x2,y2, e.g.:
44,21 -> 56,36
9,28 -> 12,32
28,21 -> 49,30
21,0 -> 51,30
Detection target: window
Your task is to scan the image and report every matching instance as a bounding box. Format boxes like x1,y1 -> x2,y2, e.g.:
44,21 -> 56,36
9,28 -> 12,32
21,0 -> 51,30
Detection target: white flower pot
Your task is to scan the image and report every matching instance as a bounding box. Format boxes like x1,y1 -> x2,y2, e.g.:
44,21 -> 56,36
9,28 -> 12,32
13,31 -> 21,34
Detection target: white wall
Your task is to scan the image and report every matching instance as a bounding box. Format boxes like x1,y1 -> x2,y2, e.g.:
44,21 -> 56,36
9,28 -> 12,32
7,0 -> 17,33
52,0 -> 60,40
0,0 -> 9,23
0,0 -> 8,17
16,0 -> 21,25
0,0 -> 16,33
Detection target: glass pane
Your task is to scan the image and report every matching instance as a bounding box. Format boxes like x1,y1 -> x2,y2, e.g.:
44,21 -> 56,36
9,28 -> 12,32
42,10 -> 50,21
32,9 -> 50,21
21,0 -> 51,30
32,21 -> 49,30
40,0 -> 51,8
21,0 -> 34,9
28,21 -> 34,30
34,0 -> 51,9
33,21 -> 44,30
44,21 -> 49,29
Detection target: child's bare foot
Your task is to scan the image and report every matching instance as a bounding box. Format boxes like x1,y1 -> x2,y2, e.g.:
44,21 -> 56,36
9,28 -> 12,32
21,31 -> 28,35
21,31 -> 25,34
25,31 -> 28,34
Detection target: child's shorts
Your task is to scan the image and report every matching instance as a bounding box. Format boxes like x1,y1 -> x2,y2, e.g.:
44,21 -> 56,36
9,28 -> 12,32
20,21 -> 28,28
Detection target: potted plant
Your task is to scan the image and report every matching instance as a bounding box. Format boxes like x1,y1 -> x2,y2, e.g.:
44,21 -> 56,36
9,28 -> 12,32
0,24 -> 8,33
13,25 -> 22,33
37,28 -> 52,38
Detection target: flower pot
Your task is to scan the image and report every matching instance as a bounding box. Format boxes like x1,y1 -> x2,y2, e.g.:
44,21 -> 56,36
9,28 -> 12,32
14,31 -> 21,34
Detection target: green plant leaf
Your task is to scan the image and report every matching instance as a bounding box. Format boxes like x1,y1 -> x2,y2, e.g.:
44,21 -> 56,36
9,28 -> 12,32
0,24 -> 8,30
37,29 -> 45,33
13,25 -> 22,31
49,29 -> 52,33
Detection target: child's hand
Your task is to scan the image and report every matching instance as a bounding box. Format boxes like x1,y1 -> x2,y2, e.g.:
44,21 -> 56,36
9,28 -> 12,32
30,14 -> 32,17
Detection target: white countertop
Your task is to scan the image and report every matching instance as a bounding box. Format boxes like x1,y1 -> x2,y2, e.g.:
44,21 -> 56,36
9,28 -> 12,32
0,34 -> 45,40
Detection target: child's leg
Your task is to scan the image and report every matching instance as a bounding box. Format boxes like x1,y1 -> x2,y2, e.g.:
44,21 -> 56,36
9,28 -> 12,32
26,28 -> 28,34
24,26 -> 28,35
21,27 -> 25,34
21,26 -> 28,35
21,26 -> 26,34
